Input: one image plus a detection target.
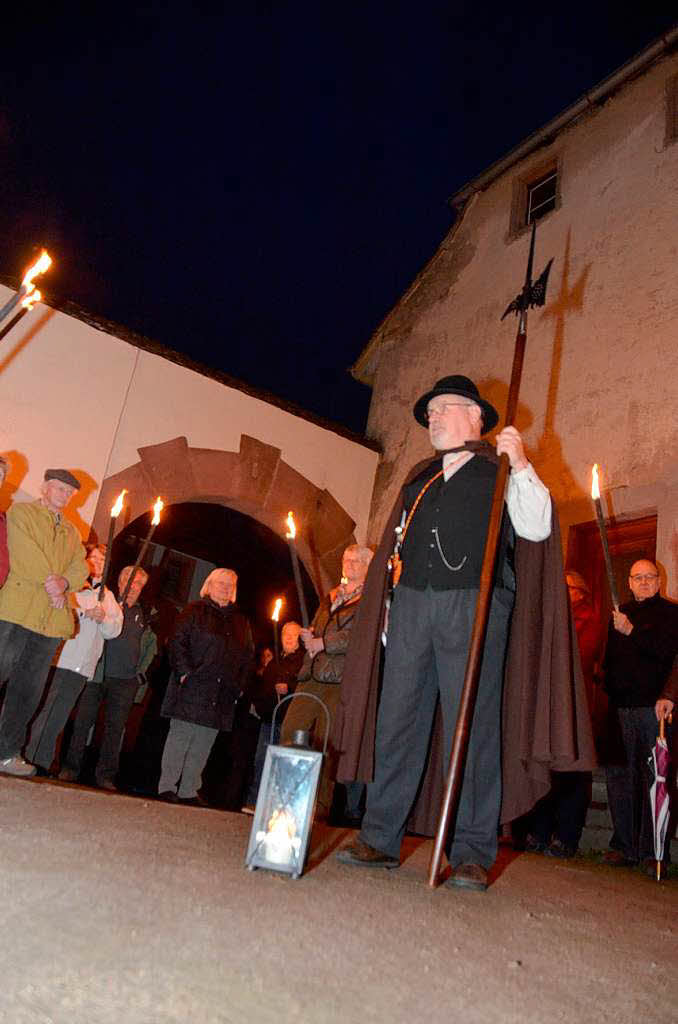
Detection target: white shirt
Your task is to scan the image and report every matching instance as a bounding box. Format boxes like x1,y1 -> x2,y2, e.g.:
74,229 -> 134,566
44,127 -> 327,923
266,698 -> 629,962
442,452 -> 551,542
56,584 -> 124,679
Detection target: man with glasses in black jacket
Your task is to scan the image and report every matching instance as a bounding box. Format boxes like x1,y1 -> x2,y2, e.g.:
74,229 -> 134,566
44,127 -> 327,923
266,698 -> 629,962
603,559 -> 678,875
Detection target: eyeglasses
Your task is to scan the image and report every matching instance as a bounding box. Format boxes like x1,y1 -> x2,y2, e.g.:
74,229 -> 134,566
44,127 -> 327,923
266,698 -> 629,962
426,402 -> 471,422
629,573 -> 658,583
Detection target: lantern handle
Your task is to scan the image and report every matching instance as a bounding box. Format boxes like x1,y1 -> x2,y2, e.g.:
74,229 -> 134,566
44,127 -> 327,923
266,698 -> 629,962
270,692 -> 331,755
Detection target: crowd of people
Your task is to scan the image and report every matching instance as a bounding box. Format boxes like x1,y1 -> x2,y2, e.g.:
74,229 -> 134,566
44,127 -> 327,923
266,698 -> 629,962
0,373 -> 676,891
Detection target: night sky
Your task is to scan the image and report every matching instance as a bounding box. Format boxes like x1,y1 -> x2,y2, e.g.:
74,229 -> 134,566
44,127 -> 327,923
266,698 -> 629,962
1,4 -> 675,433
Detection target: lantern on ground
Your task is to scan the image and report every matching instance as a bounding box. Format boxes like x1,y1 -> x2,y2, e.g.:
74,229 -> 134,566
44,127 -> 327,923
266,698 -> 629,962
245,693 -> 329,879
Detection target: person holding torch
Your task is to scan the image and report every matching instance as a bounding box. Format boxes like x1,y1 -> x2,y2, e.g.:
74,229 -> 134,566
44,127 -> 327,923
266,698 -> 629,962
602,559 -> 678,875
281,544 -> 374,821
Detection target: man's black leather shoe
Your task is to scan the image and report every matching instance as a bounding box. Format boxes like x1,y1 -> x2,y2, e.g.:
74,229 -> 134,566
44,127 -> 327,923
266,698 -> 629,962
447,863 -> 488,892
336,837 -> 399,869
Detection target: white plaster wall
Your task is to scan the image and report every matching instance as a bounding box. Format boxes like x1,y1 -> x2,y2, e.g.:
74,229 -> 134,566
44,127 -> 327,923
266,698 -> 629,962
365,52 -> 678,594
0,298 -> 378,543
107,345 -> 378,538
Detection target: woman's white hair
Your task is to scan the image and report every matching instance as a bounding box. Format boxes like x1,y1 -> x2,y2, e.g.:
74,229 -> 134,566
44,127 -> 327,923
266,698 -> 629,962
200,568 -> 238,601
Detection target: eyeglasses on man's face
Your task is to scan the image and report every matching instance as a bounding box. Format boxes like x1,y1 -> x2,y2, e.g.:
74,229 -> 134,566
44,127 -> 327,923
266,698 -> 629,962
426,402 -> 472,423
629,573 -> 658,583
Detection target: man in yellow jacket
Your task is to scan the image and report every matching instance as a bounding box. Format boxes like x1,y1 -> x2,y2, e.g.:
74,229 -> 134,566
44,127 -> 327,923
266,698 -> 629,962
0,468 -> 88,777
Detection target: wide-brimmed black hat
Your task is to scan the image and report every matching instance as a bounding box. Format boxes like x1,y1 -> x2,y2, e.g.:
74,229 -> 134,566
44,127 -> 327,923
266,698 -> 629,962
44,468 -> 81,490
413,375 -> 499,433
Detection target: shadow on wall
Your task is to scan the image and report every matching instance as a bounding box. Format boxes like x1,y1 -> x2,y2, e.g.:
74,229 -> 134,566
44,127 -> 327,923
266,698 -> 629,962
65,470 -> 99,541
0,307 -> 55,378
481,227 -> 593,515
0,449 -> 28,511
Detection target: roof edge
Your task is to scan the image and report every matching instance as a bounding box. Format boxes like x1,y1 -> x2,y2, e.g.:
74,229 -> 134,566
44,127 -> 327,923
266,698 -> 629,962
450,23 -> 678,207
0,277 -> 381,455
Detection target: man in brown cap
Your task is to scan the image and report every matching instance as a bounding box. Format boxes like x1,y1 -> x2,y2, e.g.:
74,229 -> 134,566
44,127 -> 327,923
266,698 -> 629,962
0,468 -> 88,776
336,375 -> 594,891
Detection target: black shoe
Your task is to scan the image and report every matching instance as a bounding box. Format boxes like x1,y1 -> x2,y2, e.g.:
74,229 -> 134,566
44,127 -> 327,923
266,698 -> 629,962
158,790 -> 180,803
179,794 -> 209,807
97,778 -> 117,792
447,863 -> 488,892
57,768 -> 79,783
603,850 -> 637,868
33,765 -> 56,779
524,834 -> 547,854
336,838 -> 399,869
545,839 -> 576,859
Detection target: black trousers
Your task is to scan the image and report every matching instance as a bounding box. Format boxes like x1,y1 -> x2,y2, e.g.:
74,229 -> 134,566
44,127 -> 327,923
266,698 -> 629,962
63,676 -> 138,784
0,621 -> 61,760
606,706 -> 672,863
360,585 -> 512,868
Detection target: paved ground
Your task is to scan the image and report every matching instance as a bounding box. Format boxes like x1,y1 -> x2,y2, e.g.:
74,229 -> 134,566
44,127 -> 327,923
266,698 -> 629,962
1,776 -> 676,1024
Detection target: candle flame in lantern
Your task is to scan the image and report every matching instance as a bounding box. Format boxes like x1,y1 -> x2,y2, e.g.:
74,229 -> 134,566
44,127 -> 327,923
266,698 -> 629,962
111,489 -> 127,517
151,496 -> 164,526
267,808 -> 297,840
21,250 -> 52,290
285,511 -> 297,539
21,289 -> 41,311
271,598 -> 283,622
591,463 -> 600,501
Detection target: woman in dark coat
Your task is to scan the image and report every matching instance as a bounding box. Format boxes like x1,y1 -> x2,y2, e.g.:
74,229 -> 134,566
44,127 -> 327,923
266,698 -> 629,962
158,568 -> 253,803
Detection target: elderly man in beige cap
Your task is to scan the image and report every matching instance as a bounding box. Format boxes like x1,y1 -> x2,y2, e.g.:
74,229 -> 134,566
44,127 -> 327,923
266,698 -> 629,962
0,468 -> 88,777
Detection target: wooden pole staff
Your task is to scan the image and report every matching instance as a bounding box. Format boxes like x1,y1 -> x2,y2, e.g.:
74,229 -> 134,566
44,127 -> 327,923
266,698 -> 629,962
428,222 -> 553,888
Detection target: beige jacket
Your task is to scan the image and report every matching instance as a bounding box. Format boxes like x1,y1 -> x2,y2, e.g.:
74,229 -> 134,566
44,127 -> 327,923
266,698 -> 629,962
0,501 -> 88,638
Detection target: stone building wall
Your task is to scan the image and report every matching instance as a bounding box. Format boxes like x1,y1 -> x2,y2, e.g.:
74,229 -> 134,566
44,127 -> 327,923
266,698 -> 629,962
357,50 -> 678,595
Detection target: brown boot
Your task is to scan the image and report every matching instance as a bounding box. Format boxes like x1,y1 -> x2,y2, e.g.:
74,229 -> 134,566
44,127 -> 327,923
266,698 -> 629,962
336,837 -> 399,869
448,863 -> 488,892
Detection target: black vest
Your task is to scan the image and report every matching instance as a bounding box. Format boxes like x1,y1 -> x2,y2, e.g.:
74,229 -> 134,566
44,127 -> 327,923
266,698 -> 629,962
399,456 -> 515,591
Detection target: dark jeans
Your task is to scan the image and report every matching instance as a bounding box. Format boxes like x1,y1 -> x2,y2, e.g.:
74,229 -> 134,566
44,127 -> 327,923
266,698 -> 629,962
63,676 -> 138,785
0,621 -> 61,760
606,705 -> 672,863
25,667 -> 86,770
360,585 -> 512,868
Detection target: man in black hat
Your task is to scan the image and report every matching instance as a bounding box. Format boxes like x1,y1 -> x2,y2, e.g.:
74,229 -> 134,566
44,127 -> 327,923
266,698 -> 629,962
0,468 -> 88,776
336,376 -> 553,890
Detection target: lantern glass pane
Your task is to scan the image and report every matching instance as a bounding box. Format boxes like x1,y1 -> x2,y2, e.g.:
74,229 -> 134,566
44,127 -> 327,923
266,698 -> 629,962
245,744 -> 323,877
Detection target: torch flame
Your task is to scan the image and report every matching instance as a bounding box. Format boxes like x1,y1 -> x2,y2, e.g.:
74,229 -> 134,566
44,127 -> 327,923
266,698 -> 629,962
271,597 -> 283,622
151,496 -> 164,526
591,463 -> 600,501
285,511 -> 296,539
111,489 -> 127,517
21,289 -> 41,311
21,250 -> 52,290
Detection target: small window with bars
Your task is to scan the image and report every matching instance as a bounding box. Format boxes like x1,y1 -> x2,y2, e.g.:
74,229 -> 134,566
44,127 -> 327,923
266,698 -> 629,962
526,169 -> 557,224
665,73 -> 678,147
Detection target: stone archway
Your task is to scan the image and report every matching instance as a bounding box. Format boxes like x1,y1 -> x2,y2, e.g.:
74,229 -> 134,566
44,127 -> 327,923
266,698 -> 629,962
92,435 -> 356,596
